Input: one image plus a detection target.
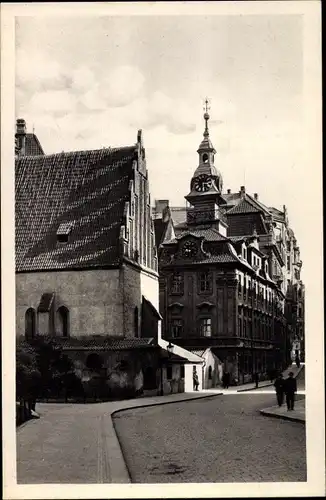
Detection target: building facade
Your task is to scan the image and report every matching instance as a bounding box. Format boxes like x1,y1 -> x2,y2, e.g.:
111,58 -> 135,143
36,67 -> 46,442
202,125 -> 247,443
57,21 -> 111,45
15,120 -> 195,397
155,108 -> 304,385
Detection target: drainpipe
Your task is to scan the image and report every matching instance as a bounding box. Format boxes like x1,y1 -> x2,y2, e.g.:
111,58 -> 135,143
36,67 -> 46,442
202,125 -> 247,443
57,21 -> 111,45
202,359 -> 206,390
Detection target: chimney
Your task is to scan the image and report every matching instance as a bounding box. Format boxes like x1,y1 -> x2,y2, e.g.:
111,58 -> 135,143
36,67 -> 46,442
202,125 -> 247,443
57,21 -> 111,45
240,186 -> 245,197
16,118 -> 27,155
155,199 -> 169,218
227,189 -> 231,194
254,193 -> 258,200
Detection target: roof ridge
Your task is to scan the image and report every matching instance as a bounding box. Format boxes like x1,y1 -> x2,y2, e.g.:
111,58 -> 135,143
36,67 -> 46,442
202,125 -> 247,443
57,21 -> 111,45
245,193 -> 271,214
226,197 -> 260,214
16,145 -> 136,161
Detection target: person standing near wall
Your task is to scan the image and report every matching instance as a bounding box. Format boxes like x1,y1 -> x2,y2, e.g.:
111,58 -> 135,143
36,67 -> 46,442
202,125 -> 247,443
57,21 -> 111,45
193,368 -> 199,391
283,371 -> 297,411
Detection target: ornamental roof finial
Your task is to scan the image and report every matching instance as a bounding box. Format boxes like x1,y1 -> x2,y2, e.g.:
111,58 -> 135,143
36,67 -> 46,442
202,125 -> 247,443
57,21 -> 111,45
203,98 -> 210,137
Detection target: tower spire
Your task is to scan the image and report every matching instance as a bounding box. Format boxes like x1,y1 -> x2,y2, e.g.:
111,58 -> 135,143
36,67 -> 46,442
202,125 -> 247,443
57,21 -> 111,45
203,98 -> 210,137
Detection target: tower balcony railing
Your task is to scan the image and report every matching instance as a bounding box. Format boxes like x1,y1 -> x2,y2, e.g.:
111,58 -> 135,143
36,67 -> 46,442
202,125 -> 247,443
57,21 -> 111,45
186,207 -> 227,224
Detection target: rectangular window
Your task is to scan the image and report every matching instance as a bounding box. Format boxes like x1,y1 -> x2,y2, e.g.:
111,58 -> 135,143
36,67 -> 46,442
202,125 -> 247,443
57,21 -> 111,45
180,365 -> 185,378
238,317 -> 242,336
166,365 -> 173,380
200,318 -> 212,337
171,273 -> 184,295
171,318 -> 183,338
199,272 -> 212,293
287,256 -> 291,271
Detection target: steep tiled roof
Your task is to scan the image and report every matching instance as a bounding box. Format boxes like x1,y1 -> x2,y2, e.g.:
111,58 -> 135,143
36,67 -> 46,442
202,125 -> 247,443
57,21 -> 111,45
16,146 -> 136,272
226,198 -> 260,215
197,253 -> 240,264
25,133 -> 44,156
168,227 -> 228,244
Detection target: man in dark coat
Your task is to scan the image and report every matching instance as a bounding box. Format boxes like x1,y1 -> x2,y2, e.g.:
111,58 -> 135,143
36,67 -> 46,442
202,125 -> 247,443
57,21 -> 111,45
222,371 -> 230,389
274,373 -> 284,407
283,371 -> 297,410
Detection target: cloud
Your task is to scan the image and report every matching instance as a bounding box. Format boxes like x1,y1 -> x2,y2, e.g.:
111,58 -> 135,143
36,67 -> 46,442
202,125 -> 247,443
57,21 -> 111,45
29,90 -> 77,116
99,65 -> 145,107
16,49 -> 69,92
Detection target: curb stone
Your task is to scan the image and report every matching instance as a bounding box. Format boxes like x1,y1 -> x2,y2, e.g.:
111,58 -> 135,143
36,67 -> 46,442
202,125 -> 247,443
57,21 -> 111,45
259,409 -> 305,424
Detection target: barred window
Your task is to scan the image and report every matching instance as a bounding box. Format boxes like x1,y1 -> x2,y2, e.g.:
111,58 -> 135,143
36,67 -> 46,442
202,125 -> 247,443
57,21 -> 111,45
171,318 -> 183,338
171,273 -> 184,294
200,318 -> 212,337
199,272 -> 212,293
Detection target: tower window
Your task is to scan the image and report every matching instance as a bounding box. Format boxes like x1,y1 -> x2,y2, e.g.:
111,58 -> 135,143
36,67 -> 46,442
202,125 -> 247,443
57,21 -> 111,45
202,153 -> 209,163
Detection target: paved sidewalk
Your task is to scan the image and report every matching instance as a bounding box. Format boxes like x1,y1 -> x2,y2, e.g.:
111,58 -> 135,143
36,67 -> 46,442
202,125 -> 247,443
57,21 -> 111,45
17,391 -> 219,484
260,398 -> 305,423
237,363 -> 304,392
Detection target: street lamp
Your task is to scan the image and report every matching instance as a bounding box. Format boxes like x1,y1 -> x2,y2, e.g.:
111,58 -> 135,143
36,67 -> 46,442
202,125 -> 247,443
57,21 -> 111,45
160,342 -> 174,396
167,341 -> 174,357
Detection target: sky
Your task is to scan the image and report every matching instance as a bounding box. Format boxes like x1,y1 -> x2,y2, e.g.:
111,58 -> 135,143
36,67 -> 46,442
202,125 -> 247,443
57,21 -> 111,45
15,14 -> 306,268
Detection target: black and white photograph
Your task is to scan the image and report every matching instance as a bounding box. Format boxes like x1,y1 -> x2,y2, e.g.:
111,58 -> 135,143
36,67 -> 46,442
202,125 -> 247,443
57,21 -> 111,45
1,1 -> 324,499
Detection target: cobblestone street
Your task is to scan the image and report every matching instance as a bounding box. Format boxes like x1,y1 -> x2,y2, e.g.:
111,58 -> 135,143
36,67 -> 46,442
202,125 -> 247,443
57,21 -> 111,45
113,394 -> 306,483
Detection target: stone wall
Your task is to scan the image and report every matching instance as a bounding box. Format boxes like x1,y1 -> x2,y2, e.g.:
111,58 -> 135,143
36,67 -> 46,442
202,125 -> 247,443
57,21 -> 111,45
17,262 -> 159,339
16,269 -> 123,337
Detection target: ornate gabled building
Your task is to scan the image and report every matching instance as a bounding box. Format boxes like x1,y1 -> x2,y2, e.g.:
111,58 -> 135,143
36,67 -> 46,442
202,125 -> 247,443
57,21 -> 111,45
156,107 -> 291,386
15,120 -> 180,397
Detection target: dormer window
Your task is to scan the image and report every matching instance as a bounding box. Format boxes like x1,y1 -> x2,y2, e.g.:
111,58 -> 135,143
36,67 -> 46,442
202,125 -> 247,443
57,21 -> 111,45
56,222 -> 73,244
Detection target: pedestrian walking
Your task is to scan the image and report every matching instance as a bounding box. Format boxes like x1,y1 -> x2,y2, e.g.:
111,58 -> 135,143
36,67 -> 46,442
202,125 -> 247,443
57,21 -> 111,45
254,372 -> 259,388
273,373 -> 284,407
283,371 -> 297,411
193,368 -> 199,391
222,371 -> 230,389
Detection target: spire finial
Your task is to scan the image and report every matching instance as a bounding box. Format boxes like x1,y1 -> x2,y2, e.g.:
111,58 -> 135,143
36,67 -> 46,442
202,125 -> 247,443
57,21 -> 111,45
203,97 -> 210,137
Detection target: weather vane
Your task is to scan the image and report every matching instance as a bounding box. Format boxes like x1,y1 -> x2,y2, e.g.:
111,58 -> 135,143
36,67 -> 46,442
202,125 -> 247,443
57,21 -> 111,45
204,98 -> 210,114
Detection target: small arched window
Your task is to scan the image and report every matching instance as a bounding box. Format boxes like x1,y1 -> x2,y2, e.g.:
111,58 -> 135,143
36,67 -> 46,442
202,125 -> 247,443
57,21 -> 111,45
202,153 -> 209,164
25,308 -> 36,339
208,366 -> 212,380
57,306 -> 69,337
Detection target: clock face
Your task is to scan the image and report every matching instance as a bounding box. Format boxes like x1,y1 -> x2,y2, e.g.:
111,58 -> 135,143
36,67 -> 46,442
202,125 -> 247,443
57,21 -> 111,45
181,240 -> 198,258
193,174 -> 213,192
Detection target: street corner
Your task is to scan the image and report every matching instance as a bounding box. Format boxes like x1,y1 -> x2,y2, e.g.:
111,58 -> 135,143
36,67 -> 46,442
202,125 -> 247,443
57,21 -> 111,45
259,402 -> 305,424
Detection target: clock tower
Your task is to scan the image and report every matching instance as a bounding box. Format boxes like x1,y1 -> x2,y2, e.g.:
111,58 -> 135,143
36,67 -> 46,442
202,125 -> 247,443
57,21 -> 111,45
185,100 -> 228,235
